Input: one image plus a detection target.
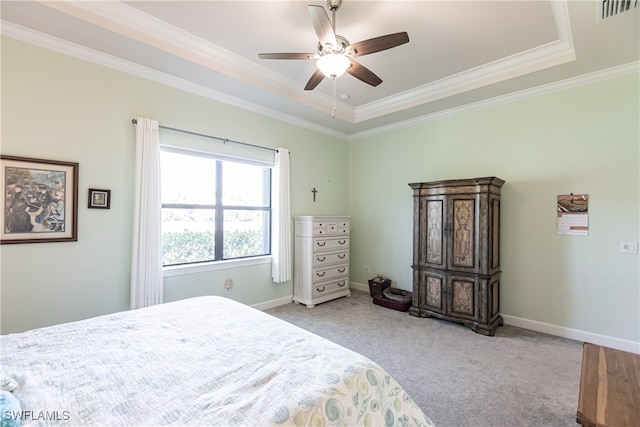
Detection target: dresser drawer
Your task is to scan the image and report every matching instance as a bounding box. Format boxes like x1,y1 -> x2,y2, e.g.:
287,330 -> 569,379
313,279 -> 349,296
334,221 -> 349,235
313,264 -> 349,283
313,221 -> 328,235
327,221 -> 350,234
313,220 -> 350,236
313,251 -> 349,267
313,236 -> 349,252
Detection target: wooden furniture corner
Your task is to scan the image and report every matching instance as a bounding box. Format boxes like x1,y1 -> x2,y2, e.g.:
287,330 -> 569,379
577,343 -> 640,427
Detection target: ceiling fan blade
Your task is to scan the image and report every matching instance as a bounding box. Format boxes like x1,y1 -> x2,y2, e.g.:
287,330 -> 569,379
259,53 -> 317,60
309,5 -> 337,48
304,69 -> 325,91
347,60 -> 382,87
349,32 -> 410,57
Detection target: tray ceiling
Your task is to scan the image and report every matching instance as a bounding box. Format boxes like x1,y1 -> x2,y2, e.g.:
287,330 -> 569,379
1,1 -> 638,138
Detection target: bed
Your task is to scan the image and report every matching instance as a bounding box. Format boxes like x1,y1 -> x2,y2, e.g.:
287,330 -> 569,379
1,296 -> 434,426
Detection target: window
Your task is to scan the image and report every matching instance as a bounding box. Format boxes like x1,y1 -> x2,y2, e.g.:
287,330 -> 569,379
160,148 -> 271,266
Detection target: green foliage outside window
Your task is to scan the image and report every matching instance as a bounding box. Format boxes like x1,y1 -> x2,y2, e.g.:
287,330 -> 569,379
162,229 -> 264,265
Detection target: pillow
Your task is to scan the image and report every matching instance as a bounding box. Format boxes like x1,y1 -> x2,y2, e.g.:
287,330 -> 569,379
0,377 -> 17,393
0,390 -> 21,427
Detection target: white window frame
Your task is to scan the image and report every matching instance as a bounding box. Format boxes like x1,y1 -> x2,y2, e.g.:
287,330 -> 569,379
160,145 -> 274,277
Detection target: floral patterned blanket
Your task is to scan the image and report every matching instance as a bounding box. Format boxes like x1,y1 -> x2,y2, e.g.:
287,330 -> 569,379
1,296 -> 434,426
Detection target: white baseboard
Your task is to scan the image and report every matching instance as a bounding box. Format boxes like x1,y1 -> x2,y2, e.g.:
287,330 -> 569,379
252,295 -> 293,311
502,315 -> 640,354
258,284 -> 640,355
350,281 -> 413,294
252,284 -> 371,311
350,281 -> 370,293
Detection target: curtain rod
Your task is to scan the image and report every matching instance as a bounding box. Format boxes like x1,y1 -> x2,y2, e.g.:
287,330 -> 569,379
131,119 -> 278,153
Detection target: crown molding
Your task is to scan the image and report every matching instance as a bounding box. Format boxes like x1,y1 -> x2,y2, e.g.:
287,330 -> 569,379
3,2 -> 635,142
32,0 -> 575,125
1,21 -> 350,141
355,0 -> 575,121
4,19 -> 635,141
350,61 -> 640,140
36,1 -> 355,122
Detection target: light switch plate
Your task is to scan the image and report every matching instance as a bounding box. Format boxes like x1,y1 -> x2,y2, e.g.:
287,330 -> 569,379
619,241 -> 638,254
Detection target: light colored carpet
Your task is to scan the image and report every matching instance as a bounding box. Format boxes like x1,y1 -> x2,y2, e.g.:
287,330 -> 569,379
267,289 -> 583,427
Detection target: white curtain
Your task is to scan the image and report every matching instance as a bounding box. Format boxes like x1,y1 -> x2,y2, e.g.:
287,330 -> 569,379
130,117 -> 163,309
271,148 -> 291,283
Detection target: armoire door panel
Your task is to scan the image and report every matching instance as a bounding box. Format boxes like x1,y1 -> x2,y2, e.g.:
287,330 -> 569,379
490,278 -> 500,319
490,197 -> 500,271
417,270 -> 445,315
419,196 -> 445,268
451,198 -> 476,269
449,277 -> 476,319
426,275 -> 444,311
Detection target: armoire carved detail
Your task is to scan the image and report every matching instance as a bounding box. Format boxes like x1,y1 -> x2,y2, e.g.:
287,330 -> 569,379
409,177 -> 504,336
426,201 -> 443,264
426,276 -> 441,308
452,199 -> 474,267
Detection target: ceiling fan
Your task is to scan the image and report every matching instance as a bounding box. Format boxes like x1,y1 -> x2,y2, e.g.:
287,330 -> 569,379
258,0 -> 409,91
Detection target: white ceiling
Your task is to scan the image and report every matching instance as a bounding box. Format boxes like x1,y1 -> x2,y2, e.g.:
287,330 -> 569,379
1,1 -> 638,138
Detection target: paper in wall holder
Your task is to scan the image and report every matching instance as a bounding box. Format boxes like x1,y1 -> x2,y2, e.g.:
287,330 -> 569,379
557,193 -> 588,236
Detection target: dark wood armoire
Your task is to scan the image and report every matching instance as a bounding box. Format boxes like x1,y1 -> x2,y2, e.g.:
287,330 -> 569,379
408,177 -> 504,336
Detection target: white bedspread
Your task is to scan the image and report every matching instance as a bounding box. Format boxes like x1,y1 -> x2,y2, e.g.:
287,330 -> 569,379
1,296 -> 433,426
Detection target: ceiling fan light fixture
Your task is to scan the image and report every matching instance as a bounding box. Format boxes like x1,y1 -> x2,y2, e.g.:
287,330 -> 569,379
258,1 -> 409,92
316,54 -> 350,78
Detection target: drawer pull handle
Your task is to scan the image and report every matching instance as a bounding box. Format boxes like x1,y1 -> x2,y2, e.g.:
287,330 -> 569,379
338,268 -> 346,273
338,282 -> 346,287
316,256 -> 326,262
338,254 -> 346,259
316,241 -> 326,247
338,240 -> 346,245
316,272 -> 326,277
316,286 -> 326,293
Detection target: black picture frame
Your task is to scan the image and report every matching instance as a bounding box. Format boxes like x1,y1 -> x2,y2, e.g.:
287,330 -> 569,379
1,155 -> 79,244
88,188 -> 111,209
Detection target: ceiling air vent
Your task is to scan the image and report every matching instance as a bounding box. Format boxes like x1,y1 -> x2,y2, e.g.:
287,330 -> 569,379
600,0 -> 638,20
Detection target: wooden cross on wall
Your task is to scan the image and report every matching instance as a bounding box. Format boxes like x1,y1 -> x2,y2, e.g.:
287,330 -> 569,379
312,187 -> 317,202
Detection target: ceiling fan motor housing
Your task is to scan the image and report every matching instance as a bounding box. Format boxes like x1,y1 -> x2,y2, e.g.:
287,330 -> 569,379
318,35 -> 352,56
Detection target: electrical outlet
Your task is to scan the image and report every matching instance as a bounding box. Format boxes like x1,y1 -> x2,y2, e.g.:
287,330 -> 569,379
224,278 -> 233,293
619,241 -> 638,254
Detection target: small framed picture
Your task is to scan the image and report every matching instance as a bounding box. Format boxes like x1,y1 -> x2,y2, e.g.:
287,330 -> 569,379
88,188 -> 111,209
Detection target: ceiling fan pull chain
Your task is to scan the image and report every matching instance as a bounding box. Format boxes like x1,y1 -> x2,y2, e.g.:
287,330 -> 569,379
331,78 -> 337,118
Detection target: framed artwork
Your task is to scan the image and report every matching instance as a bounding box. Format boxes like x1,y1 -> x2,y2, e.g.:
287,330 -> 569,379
88,188 -> 111,209
1,155 -> 78,244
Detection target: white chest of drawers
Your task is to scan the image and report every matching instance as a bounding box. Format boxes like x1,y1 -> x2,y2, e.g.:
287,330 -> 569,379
293,216 -> 351,307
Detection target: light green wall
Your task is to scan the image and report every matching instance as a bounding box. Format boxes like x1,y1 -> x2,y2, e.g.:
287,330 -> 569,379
0,37 -> 348,333
2,36 -> 638,345
348,74 -> 640,342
